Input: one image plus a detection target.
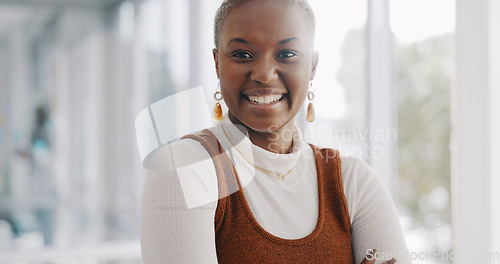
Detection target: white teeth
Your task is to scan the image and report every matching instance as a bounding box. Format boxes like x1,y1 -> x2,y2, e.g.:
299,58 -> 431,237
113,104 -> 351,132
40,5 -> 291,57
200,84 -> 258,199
247,94 -> 283,105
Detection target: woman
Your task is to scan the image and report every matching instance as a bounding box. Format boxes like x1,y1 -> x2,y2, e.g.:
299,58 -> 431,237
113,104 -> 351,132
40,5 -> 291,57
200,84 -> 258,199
140,0 -> 410,263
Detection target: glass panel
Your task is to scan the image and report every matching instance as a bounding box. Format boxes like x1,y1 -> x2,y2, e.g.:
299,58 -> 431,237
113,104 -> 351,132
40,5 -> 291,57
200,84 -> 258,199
390,0 -> 455,263
0,1 -> 144,263
0,0 -> 221,262
304,0 -> 368,156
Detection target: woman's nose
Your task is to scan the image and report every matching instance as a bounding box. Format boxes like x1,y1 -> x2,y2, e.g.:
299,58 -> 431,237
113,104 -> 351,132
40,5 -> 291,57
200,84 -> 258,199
250,57 -> 279,84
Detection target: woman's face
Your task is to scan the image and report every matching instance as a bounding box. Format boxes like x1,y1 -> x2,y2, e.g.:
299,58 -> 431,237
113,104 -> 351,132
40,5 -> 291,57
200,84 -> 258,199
213,0 -> 318,135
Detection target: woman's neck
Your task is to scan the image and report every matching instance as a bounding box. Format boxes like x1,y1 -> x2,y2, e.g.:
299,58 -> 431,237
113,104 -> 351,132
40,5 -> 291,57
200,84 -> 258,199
228,113 -> 295,154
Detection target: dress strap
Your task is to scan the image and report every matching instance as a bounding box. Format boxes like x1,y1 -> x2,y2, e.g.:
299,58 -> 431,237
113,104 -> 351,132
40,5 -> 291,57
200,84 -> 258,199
181,129 -> 239,231
309,144 -> 350,231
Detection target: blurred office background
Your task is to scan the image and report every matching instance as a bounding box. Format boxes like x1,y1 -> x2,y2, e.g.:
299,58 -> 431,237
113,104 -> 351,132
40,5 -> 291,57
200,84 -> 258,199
0,0 -> 498,263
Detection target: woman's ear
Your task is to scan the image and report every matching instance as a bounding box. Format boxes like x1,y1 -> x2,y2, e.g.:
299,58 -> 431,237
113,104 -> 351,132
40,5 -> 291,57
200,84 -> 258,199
310,50 -> 319,80
213,48 -> 220,79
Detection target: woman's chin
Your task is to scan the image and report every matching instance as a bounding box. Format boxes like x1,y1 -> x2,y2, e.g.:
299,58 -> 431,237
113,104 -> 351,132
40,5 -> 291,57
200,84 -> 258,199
228,111 -> 294,135
245,119 -> 294,136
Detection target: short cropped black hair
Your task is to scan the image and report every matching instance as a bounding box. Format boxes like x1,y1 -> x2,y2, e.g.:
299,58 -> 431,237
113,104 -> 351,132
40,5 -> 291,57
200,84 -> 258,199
213,0 -> 316,48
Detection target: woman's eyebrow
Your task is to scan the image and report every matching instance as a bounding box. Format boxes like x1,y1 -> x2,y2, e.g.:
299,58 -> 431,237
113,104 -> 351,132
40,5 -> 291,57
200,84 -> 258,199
279,37 -> 298,45
226,37 -> 298,47
226,38 -> 250,47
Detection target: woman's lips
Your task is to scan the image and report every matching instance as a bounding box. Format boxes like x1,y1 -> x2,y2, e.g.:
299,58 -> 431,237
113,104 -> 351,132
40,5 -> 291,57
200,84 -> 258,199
245,94 -> 284,105
241,93 -> 287,114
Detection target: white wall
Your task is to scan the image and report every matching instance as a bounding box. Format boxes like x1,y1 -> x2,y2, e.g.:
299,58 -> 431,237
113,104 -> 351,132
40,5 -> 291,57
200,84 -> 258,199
453,0 -> 500,262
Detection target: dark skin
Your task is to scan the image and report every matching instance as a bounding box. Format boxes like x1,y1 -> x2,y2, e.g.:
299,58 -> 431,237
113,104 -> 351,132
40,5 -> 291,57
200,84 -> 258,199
213,0 -> 318,154
361,249 -> 397,264
213,1 -> 397,263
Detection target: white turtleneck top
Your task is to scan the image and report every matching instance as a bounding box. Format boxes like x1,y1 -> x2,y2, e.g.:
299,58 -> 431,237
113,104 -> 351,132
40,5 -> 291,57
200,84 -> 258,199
140,115 -> 411,264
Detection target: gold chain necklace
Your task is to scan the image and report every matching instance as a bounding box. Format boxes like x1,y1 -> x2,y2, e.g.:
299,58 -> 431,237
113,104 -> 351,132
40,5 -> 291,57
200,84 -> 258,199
221,124 -> 294,181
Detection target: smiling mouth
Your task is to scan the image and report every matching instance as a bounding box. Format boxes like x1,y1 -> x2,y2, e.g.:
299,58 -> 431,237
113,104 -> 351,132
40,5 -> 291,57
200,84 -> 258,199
245,94 -> 286,105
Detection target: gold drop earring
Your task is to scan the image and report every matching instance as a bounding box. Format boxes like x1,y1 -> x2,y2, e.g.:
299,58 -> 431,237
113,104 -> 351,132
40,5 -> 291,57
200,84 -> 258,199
306,82 -> 315,122
213,82 -> 223,121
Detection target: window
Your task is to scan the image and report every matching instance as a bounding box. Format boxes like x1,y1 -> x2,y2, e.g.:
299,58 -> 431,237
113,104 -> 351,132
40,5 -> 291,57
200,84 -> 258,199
0,0 -> 460,263
391,1 -> 455,262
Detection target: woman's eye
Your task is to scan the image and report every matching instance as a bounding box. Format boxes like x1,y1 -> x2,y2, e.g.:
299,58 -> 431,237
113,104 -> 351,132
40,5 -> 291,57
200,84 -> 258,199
276,50 -> 297,59
232,51 -> 253,59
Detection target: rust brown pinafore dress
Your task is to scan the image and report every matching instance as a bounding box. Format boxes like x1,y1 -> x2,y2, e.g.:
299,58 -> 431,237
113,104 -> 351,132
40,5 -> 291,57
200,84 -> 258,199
183,129 -> 354,263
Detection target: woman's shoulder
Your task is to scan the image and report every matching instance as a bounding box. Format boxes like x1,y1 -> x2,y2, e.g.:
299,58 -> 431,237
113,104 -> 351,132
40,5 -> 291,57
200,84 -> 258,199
305,143 -> 376,180
303,143 -> 380,187
143,129 -> 220,210
340,155 -> 376,178
339,154 -> 383,188
145,130 -> 216,172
